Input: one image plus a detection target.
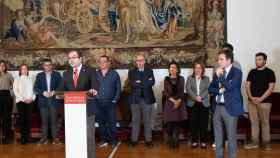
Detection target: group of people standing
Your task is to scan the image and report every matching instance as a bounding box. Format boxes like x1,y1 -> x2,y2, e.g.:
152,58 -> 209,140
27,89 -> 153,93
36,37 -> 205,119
0,43 -> 276,158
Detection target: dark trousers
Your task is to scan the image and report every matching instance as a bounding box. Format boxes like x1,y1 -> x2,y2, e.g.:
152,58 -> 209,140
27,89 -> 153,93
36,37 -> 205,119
166,122 -> 182,145
38,99 -> 58,140
16,101 -> 33,141
189,102 -> 209,143
96,100 -> 117,144
0,90 -> 13,143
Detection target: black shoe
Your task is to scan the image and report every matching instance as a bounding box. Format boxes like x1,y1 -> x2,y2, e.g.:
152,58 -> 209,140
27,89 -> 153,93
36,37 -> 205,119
173,136 -> 179,148
145,141 -> 154,148
173,141 -> 179,148
3,138 -> 12,144
20,138 -> 28,145
21,140 -> 27,145
128,141 -> 138,147
167,140 -> 173,148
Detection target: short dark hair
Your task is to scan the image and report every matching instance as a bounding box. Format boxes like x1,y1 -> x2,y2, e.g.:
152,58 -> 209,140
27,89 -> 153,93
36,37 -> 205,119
99,55 -> 110,62
222,42 -> 234,52
256,52 -> 267,61
0,60 -> 8,73
42,58 -> 52,64
19,64 -> 29,76
218,49 -> 234,63
68,50 -> 82,58
168,61 -> 181,75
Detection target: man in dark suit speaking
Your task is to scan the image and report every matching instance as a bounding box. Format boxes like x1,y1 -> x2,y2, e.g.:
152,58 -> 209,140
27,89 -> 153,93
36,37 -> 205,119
209,50 -> 244,158
62,50 -> 97,93
61,50 -> 98,157
61,50 -> 98,114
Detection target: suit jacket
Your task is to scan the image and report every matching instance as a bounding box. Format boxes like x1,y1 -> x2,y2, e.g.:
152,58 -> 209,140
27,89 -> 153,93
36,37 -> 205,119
128,67 -> 156,104
34,71 -> 62,107
186,75 -> 210,108
208,66 -> 244,117
61,65 -> 98,91
61,65 -> 98,114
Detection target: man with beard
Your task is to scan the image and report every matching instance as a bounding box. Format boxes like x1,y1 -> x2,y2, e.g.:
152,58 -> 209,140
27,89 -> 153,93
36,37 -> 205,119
244,52 -> 276,151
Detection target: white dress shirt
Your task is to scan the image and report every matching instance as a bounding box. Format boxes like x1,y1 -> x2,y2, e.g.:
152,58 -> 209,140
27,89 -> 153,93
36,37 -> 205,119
73,64 -> 82,78
13,75 -> 36,103
46,72 -> 51,92
195,77 -> 201,96
217,64 -> 232,103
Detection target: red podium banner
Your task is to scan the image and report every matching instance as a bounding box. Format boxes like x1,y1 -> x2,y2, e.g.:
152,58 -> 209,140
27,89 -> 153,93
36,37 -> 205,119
64,92 -> 87,104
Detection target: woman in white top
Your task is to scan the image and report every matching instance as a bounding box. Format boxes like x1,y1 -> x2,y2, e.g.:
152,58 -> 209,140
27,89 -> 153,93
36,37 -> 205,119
13,64 -> 36,144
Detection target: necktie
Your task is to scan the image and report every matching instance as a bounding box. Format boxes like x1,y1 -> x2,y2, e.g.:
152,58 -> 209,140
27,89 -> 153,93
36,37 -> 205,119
73,67 -> 78,88
223,70 -> 227,80
217,70 -> 227,103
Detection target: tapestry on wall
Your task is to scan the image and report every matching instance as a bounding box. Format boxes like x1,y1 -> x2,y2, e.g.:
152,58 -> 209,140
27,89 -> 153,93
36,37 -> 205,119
0,0 -> 226,69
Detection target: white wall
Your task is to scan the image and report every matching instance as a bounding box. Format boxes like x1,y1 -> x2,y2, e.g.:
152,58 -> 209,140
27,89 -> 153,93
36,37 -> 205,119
227,0 -> 280,91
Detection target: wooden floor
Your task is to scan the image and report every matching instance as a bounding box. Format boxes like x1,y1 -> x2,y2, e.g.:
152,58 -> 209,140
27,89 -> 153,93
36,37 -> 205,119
1,141 -> 279,158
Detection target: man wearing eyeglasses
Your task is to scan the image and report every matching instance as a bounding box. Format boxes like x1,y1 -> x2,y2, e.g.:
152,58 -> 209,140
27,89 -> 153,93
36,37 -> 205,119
62,50 -> 98,93
61,50 -> 98,156
127,53 -> 156,148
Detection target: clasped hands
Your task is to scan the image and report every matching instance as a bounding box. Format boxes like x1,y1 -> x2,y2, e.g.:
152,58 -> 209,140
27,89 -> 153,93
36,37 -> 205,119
250,96 -> 263,104
169,98 -> 182,110
88,89 -> 98,96
43,91 -> 55,98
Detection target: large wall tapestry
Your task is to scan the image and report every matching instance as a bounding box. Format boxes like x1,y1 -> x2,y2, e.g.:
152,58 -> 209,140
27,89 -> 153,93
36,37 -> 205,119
0,0 -> 226,69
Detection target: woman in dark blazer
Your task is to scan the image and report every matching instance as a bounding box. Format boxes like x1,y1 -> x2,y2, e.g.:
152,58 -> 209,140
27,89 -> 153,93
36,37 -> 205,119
163,62 -> 187,148
186,62 -> 210,148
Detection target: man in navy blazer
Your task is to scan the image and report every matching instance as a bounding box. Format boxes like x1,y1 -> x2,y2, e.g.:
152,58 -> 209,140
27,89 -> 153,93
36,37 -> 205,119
209,50 -> 244,158
34,59 -> 62,144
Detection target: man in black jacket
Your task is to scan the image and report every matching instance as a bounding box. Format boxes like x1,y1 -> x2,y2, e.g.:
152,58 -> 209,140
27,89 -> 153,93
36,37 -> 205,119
128,54 -> 156,148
